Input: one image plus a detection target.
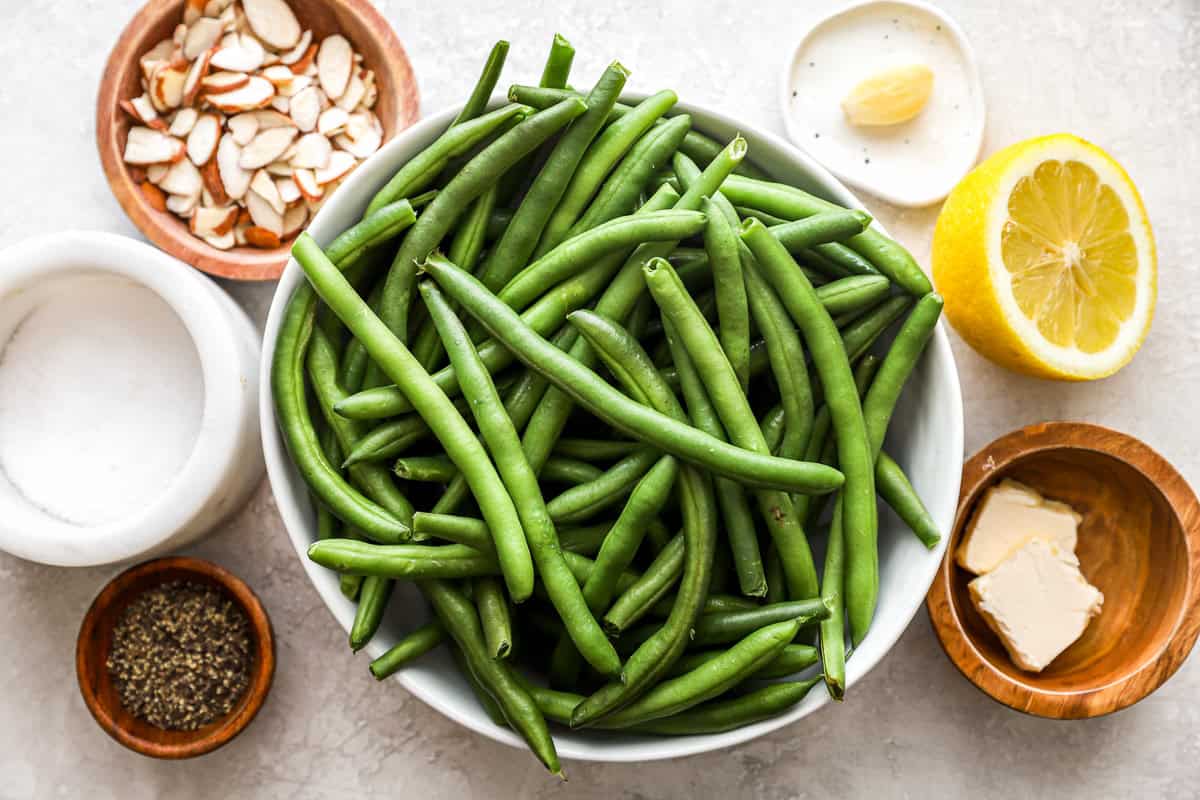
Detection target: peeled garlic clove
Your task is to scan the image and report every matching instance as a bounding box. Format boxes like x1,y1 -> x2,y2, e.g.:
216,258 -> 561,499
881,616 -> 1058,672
841,64 -> 934,127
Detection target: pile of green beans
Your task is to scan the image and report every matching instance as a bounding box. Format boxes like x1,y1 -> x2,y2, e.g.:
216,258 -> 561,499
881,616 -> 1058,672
273,36 -> 944,776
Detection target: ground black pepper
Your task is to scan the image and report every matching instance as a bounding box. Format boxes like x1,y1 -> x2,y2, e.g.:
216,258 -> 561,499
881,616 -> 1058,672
106,580 -> 252,731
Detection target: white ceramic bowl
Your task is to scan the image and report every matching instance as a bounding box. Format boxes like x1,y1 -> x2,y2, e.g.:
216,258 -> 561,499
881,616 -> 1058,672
261,97 -> 964,762
0,231 -> 263,566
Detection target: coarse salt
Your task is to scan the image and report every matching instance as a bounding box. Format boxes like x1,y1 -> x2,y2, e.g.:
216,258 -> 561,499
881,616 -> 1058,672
0,276 -> 203,526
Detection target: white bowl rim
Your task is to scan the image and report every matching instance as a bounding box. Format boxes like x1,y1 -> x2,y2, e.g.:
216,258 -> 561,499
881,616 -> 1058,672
261,95 -> 964,762
0,230 -> 249,566
777,0 -> 987,208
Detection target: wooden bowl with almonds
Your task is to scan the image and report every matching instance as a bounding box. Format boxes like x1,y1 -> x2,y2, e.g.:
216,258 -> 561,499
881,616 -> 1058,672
98,0 -> 419,281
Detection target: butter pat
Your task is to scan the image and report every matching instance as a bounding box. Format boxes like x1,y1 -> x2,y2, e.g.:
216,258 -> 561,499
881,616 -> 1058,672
956,479 -> 1081,574
969,539 -> 1103,672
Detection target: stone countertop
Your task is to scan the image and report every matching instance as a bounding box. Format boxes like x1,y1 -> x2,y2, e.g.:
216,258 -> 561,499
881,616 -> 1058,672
1,0 -> 1198,797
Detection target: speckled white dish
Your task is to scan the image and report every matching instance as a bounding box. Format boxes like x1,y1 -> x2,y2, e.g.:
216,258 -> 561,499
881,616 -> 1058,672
262,96 -> 964,762
781,0 -> 986,207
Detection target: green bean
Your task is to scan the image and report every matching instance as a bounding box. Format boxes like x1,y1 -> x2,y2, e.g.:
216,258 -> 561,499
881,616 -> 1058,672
814,275 -> 892,317
270,284 -> 411,542
453,41 -> 510,126
700,195 -> 750,389
763,542 -> 786,603
623,599 -> 827,652
545,447 -> 660,524
475,577 -> 513,659
411,512 -> 493,552
648,592 -> 759,619
660,316 -> 765,597
733,205 -> 788,227
342,415 -> 430,466
498,209 -> 707,311
325,200 -> 418,266
315,428 -> 363,599
742,219 -> 877,627
536,90 -> 679,256
539,33 -> 574,89
451,639 -> 508,727
667,642 -> 819,679
540,456 -> 604,484
376,99 -> 587,348
648,260 -> 818,599
366,104 -> 528,217
571,115 -> 693,237
631,678 -> 822,735
840,295 -> 914,363
339,337 -> 369,395
743,260 -> 816,462
876,450 -> 941,549
557,523 -> 616,557
349,576 -> 393,651
370,621 -> 445,679
722,174 -> 932,296
420,255 -> 845,495
593,618 -> 803,728
552,438 -> 641,461
308,539 -> 498,578
294,235 -> 534,601
602,531 -> 684,636
423,580 -> 561,777
768,210 -> 872,253
820,500 -> 847,699
393,455 -> 456,482
419,278 -> 620,676
574,464 -> 716,726
336,186 -> 682,421
475,63 -> 629,293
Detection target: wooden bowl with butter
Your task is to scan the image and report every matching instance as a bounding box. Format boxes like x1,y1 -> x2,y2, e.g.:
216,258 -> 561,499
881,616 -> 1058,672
926,421 -> 1200,718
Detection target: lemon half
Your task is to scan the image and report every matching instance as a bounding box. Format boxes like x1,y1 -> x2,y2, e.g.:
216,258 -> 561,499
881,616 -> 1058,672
933,134 -> 1156,380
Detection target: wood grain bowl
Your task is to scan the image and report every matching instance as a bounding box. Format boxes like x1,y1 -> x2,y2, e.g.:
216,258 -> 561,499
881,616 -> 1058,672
97,0 -> 420,280
927,422 -> 1200,718
76,556 -> 275,758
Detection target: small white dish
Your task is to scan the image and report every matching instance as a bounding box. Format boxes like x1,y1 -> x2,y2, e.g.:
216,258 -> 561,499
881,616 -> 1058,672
0,231 -> 263,566
262,95 -> 965,763
780,0 -> 986,207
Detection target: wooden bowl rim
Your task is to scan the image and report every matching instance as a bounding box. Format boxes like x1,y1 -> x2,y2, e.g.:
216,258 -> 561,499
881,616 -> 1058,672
75,556 -> 275,758
926,421 -> 1200,719
95,0 -> 420,281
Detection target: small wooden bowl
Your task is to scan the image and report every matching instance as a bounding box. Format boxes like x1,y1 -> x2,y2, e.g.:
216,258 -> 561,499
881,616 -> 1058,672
927,422 -> 1200,719
97,0 -> 420,281
76,556 -> 275,758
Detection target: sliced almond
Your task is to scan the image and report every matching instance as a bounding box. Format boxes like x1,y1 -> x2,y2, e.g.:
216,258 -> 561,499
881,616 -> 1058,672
173,23 -> 188,48
205,0 -> 235,15
169,107 -> 199,137
288,86 -> 321,132
270,95 -> 290,113
151,65 -> 188,110
241,0 -> 301,50
186,113 -> 221,166
361,71 -> 377,110
240,125 -> 298,169
202,230 -> 236,250
290,131 -> 332,169
200,158 -> 229,205
140,39 -> 175,83
201,70 -> 249,93
279,73 -> 312,98
190,205 -> 237,237
124,127 -> 185,165
289,43 -> 318,75
206,76 -> 275,113
184,16 -> 224,60
166,191 -> 200,218
140,181 -> 168,212
277,177 -> 301,205
227,113 -> 258,145
316,35 -> 353,100
210,37 -> 264,72
184,0 -> 206,25
120,94 -> 159,127
181,47 -> 214,106
159,158 -> 204,197
216,133 -> 253,199
245,189 -> 284,236
233,222 -> 250,246
147,164 -> 170,183
128,166 -> 149,183
201,187 -> 215,208
219,31 -> 240,49
282,204 -> 308,238
293,168 -> 323,201
262,64 -> 296,88
252,109 -> 293,129
335,113 -> 381,159
317,107 -> 349,137
280,30 -> 313,65
336,72 -> 366,111
250,169 -> 286,214
244,225 -> 282,249
265,161 -> 295,177
315,150 -> 356,185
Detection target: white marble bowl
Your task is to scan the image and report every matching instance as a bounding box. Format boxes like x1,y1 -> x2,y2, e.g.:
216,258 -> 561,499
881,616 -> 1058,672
261,97 -> 964,762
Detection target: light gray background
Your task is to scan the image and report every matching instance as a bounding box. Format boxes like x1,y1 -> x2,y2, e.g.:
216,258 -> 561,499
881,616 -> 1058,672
1,0 -> 1197,797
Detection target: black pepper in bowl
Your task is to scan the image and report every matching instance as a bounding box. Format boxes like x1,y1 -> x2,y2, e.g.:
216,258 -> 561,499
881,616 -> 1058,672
106,580 -> 252,731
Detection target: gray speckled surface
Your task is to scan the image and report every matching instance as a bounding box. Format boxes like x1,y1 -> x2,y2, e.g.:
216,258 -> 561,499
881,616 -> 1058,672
1,0 -> 1199,796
